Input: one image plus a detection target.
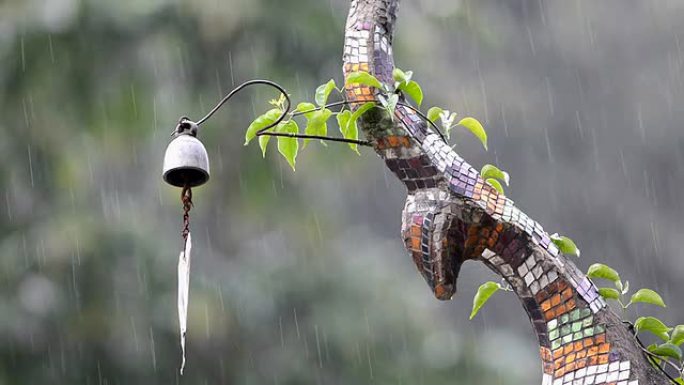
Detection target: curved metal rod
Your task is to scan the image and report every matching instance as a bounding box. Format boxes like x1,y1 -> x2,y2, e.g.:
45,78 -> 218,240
196,79 -> 290,126
195,79 -> 372,147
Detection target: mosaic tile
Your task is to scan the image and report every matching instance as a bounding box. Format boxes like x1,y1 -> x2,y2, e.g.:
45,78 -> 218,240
342,1 -> 642,382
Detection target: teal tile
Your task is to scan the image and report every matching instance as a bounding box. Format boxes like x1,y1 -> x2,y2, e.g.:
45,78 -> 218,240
562,334 -> 573,344
548,319 -> 558,331
561,325 -> 571,336
549,329 -> 559,340
570,309 -> 581,321
572,321 -> 582,333
561,314 -> 570,324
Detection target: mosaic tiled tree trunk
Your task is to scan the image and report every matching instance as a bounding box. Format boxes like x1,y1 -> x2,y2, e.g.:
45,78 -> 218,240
342,1 -> 670,384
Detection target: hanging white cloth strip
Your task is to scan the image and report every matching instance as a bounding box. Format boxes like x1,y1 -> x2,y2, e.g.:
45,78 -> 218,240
178,232 -> 192,375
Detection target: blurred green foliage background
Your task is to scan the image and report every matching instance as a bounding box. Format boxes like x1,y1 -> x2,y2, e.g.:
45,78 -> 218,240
2,0 -> 684,384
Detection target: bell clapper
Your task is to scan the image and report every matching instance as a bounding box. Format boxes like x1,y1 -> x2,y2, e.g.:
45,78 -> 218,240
177,185 -> 193,375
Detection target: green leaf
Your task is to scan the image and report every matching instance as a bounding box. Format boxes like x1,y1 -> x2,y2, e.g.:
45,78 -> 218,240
485,178 -> 504,194
629,288 -> 666,308
315,79 -> 337,107
480,164 -> 510,186
427,107 -> 444,123
336,110 -> 359,154
337,110 -> 352,136
550,234 -> 581,257
276,120 -> 299,171
400,80 -> 424,106
345,71 -> 383,89
245,108 -> 282,145
296,102 -> 316,115
586,263 -> 621,284
258,133 -> 270,157
351,102 -> 377,121
598,287 -> 621,300
671,325 -> 684,346
303,108 -> 333,147
392,68 -> 413,86
457,117 -> 488,150
635,316 -> 672,341
650,342 -> 682,361
647,344 -> 663,367
470,281 -> 501,320
384,94 -> 399,117
674,377 -> 684,385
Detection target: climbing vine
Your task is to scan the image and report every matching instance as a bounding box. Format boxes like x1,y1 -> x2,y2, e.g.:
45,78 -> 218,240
244,69 -> 497,176
244,69 -> 683,382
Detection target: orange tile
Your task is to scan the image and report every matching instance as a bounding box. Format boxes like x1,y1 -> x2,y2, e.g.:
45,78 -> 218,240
556,304 -> 567,315
550,294 -> 561,307
544,309 -> 556,321
566,299 -> 576,311
598,343 -> 610,354
554,358 -> 564,370
598,354 -> 609,365
565,353 -> 576,364
587,346 -> 598,357
410,238 -> 420,251
553,348 -> 564,360
562,288 -> 573,301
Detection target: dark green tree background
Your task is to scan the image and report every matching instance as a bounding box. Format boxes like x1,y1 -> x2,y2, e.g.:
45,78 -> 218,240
1,0 -> 683,384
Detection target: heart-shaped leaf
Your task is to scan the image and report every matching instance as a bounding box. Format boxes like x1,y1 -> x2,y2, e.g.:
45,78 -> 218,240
315,79 -> 337,107
550,234 -> 581,257
384,94 -> 399,117
598,287 -> 621,300
481,164 -> 510,186
276,120 -> 299,171
457,117 -> 488,150
670,325 -> 684,346
427,107 -> 444,123
401,81 -> 423,106
303,108 -> 333,147
295,102 -> 316,118
245,108 -> 282,145
629,288 -> 666,308
470,281 -> 501,320
650,342 -> 682,361
586,263 -> 621,284
345,71 -> 383,89
485,178 -> 504,194
635,316 -> 672,341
